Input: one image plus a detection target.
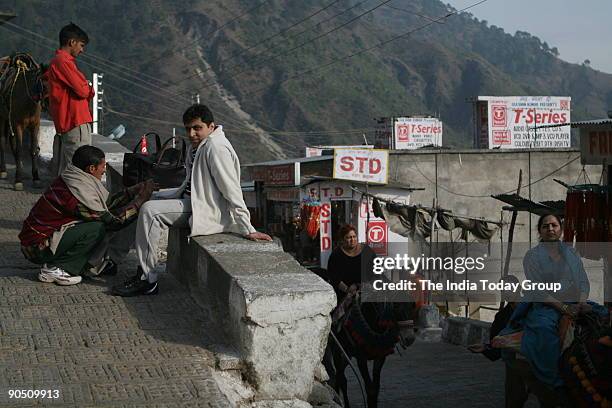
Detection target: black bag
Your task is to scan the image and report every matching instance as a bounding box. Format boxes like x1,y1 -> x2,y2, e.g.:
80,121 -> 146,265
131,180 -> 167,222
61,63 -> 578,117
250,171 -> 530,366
123,132 -> 186,189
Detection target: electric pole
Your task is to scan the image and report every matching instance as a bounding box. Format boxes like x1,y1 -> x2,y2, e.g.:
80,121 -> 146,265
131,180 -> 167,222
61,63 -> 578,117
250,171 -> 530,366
92,73 -> 104,134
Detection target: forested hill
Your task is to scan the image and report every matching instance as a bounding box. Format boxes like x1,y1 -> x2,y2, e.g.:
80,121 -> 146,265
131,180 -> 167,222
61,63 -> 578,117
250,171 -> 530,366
1,0 -> 612,162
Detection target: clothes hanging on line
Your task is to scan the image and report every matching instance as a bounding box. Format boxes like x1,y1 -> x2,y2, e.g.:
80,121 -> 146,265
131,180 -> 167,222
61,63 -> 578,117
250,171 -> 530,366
372,197 -> 497,242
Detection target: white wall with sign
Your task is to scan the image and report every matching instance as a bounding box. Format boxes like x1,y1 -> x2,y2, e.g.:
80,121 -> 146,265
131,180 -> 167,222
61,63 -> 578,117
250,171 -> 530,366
478,96 -> 571,149
333,148 -> 389,184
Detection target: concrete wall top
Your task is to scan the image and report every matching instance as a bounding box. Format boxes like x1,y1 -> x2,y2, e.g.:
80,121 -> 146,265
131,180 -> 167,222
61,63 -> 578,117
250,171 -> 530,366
390,148 -> 580,156
389,149 -> 601,244
191,234 -> 335,326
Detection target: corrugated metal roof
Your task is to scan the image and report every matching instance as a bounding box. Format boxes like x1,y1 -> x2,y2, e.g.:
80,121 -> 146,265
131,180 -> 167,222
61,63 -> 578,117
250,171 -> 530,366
529,118 -> 612,130
242,155 -> 333,167
569,118 -> 612,127
492,193 -> 564,216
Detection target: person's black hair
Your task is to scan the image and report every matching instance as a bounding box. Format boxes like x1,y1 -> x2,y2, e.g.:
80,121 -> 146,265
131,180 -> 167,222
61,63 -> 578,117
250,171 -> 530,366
537,213 -> 563,230
183,104 -> 214,125
59,23 -> 89,47
72,145 -> 105,172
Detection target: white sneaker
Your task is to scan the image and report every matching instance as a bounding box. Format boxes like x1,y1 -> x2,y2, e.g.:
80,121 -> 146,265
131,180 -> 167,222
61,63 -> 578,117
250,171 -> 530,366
38,264 -> 82,286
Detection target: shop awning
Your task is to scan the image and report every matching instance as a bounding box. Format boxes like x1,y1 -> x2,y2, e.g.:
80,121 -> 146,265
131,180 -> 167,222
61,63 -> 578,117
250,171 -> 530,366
491,193 -> 564,216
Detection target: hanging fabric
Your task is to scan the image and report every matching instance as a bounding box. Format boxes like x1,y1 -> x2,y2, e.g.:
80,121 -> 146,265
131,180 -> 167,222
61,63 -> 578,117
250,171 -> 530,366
563,184 -> 608,260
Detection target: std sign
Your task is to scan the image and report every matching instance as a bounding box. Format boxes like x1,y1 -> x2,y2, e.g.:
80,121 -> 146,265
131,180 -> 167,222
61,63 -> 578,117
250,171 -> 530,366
333,148 -> 389,184
319,201 -> 332,269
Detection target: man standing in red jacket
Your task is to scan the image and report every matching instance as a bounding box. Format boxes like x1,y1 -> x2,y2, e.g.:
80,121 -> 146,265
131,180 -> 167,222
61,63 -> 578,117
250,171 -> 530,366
45,23 -> 95,176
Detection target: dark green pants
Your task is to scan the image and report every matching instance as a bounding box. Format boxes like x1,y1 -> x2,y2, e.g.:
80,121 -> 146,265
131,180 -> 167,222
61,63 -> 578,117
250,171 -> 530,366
26,222 -> 106,276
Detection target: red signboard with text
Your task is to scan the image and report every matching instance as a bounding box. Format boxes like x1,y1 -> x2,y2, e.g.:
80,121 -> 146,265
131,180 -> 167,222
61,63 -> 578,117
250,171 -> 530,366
265,163 -> 298,186
319,201 -> 332,268
366,220 -> 388,256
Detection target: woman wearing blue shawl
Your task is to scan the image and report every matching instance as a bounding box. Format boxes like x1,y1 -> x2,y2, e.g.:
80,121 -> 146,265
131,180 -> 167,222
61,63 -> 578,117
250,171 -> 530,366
507,214 -> 592,396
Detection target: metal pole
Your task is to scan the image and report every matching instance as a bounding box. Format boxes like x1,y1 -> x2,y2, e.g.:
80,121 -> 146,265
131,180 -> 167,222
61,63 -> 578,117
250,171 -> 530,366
500,169 -> 522,310
92,73 -> 104,135
528,151 -> 532,246
92,73 -> 98,134
606,162 -> 611,308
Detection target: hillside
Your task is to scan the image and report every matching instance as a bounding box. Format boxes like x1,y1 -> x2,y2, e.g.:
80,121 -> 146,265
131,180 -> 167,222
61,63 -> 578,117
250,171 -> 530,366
1,0 -> 612,163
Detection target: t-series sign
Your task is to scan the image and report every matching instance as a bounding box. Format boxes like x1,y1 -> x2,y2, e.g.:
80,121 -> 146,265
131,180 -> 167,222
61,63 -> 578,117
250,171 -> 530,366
479,96 -> 571,149
333,148 -> 389,184
394,117 -> 443,149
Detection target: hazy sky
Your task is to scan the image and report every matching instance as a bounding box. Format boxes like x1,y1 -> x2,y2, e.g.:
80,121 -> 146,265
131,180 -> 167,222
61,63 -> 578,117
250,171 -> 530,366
444,0 -> 612,74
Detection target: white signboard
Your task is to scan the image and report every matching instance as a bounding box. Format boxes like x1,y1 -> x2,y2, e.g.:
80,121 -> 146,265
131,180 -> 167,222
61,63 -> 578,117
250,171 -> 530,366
305,147 -> 323,157
481,96 -> 571,149
305,145 -> 373,158
319,200 -> 332,269
394,117 -> 443,149
333,148 -> 389,184
301,182 -> 354,201
579,124 -> 612,165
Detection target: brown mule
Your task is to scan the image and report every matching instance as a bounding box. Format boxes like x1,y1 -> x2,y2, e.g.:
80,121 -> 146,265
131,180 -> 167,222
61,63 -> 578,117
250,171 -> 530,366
0,53 -> 47,190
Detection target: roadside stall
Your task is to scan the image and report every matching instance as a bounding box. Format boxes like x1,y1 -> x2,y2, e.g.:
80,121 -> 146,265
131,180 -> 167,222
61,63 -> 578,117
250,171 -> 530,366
244,150 -> 417,269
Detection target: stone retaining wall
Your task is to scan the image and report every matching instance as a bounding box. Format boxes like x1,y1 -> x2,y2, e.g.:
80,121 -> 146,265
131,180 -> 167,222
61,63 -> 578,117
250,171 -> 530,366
167,229 -> 336,402
98,135 -> 337,404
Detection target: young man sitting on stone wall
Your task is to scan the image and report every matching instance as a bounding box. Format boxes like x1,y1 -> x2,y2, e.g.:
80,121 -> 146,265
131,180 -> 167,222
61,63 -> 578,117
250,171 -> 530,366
112,104 -> 271,297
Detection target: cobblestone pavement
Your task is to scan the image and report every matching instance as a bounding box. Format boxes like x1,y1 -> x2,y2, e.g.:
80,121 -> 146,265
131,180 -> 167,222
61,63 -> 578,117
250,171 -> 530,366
345,340 -> 540,408
0,171 -> 231,407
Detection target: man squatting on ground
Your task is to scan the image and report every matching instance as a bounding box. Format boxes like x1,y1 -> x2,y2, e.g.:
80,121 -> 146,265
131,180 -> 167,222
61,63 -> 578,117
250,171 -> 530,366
44,23 -> 94,176
111,104 -> 272,297
19,146 -> 154,285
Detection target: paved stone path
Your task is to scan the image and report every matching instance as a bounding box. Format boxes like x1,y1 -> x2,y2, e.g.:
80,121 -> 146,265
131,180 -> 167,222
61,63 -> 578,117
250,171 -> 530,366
345,339 -> 540,407
0,170 -> 231,407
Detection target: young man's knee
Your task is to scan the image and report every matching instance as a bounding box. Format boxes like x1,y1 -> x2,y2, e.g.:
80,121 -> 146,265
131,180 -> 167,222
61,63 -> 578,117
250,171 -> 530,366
139,200 -> 157,216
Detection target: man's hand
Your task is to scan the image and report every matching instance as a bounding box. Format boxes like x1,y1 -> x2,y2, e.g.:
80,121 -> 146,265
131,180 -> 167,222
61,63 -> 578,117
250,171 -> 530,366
133,180 -> 155,208
245,232 -> 272,241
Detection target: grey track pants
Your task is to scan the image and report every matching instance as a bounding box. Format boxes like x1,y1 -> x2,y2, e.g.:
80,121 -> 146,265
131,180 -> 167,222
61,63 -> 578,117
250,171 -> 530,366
53,123 -> 92,176
135,198 -> 192,282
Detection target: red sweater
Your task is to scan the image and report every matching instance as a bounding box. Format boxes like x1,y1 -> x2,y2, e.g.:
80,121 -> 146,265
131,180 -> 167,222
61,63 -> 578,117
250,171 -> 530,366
44,49 -> 94,134
19,178 -> 79,248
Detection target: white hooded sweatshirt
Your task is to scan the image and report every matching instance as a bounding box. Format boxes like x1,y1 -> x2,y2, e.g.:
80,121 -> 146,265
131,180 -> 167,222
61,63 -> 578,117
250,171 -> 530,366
161,126 -> 256,237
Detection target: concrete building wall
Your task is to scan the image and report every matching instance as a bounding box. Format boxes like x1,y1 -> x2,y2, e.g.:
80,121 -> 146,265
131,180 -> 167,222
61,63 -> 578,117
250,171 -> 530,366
389,148 -> 606,307
390,148 -> 600,243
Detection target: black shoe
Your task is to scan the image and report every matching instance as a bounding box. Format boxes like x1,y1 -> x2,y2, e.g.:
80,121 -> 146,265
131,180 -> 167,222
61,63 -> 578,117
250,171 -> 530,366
99,259 -> 118,276
111,268 -> 158,297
